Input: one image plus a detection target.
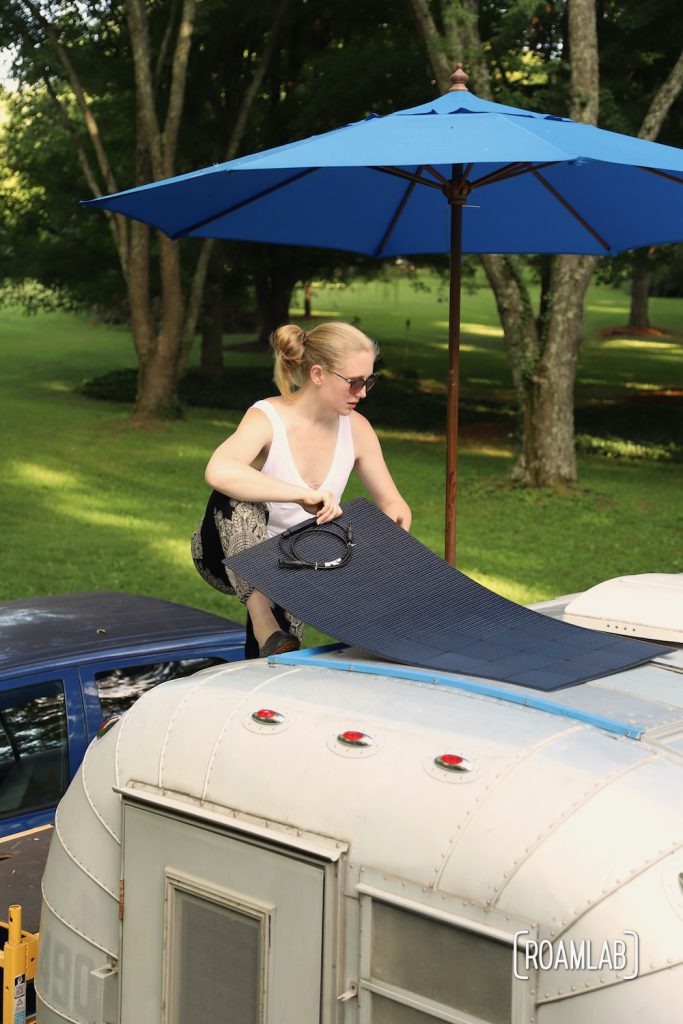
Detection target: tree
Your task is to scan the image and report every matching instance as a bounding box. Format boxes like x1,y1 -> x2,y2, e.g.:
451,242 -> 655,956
1,0 -> 290,420
610,32 -> 683,329
2,0 -> 430,395
408,0 -> 683,486
219,0 -> 433,345
627,250 -> 653,331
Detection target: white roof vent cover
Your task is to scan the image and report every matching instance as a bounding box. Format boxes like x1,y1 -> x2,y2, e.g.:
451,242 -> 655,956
564,573 -> 683,643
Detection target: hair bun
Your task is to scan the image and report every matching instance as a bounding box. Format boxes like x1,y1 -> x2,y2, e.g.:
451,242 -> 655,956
271,319 -> 378,399
271,324 -> 306,367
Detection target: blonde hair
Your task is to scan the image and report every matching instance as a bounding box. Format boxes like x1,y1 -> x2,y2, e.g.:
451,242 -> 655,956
270,321 -> 379,397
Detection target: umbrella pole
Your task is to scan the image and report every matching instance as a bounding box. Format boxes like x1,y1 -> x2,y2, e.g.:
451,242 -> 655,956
445,167 -> 464,565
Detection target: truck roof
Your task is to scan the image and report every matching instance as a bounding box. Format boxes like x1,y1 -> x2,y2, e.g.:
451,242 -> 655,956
0,591 -> 243,678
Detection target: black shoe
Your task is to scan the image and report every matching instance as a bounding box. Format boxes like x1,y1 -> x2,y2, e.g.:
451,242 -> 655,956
259,630 -> 301,658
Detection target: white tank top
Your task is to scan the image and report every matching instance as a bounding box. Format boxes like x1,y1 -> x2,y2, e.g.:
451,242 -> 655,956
251,399 -> 355,538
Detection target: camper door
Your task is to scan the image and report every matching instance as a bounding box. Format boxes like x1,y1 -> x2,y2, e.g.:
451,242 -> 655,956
119,797 -> 342,1023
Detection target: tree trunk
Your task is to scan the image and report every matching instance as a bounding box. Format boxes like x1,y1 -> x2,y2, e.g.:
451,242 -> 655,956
521,373 -> 576,486
255,277 -> 297,346
200,287 -> 225,375
638,49 -> 683,142
135,347 -> 182,419
254,251 -> 298,345
303,281 -> 313,319
411,0 -> 560,482
128,219 -> 182,420
479,254 -> 539,401
536,255 -> 553,337
629,252 -> 653,330
497,0 -> 600,484
131,229 -> 186,421
26,0 -> 290,422
520,255 -> 596,485
410,0 -> 683,488
478,249 -> 597,488
566,0 -> 599,125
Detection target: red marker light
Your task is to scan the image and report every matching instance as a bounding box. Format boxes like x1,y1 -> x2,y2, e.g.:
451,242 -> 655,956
251,709 -> 284,725
338,730 -> 373,747
434,753 -> 472,772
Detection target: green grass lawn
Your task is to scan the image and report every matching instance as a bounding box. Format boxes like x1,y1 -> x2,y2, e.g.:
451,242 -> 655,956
291,273 -> 683,403
1,278 -> 681,648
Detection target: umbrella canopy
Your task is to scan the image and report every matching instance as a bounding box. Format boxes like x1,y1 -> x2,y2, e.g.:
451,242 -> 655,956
85,67 -> 683,560
86,81 -> 683,256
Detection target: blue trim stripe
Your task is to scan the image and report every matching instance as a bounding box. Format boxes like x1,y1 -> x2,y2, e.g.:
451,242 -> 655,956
270,649 -> 644,739
270,644 -> 345,664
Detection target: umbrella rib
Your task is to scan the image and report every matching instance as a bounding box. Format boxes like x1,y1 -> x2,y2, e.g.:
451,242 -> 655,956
639,166 -> 683,186
530,169 -> 611,251
423,164 -> 451,186
471,162 -> 528,188
471,161 -> 560,190
374,169 -> 424,256
170,167 -> 321,238
373,166 -> 444,191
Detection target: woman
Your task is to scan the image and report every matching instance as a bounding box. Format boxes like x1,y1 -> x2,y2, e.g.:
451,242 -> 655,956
199,321 -> 411,658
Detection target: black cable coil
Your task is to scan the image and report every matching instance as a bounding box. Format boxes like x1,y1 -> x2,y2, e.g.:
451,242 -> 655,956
278,518 -> 354,571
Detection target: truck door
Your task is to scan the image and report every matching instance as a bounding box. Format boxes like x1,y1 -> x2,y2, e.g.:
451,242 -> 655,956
120,798 -> 337,1024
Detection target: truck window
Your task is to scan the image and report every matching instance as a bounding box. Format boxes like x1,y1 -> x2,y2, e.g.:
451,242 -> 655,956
367,900 -> 512,1023
95,657 -> 225,717
0,680 -> 68,818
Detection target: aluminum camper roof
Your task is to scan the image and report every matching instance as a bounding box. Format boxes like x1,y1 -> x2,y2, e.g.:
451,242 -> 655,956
95,643 -> 683,929
272,641 -> 683,742
44,616 -> 683,1020
0,591 -> 244,679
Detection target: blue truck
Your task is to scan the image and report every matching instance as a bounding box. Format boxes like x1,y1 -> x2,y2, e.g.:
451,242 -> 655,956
0,591 -> 244,930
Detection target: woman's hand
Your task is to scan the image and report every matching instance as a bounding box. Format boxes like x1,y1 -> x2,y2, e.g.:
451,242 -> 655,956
298,489 -> 342,524
394,509 -> 412,531
385,502 -> 412,531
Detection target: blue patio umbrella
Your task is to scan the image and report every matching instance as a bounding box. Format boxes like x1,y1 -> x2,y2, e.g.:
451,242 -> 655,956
85,65 -> 683,561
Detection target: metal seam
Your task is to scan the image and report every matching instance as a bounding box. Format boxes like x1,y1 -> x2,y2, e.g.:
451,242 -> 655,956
432,725 -> 579,889
80,743 -> 121,845
535,955 -> 683,1004
201,667 -> 302,800
158,662 -> 248,788
33,985 -> 83,1024
53,808 -> 118,900
114,705 -> 126,790
553,840 -> 683,940
40,881 -> 116,957
491,753 -> 662,907
655,662 -> 683,676
592,679 -> 681,712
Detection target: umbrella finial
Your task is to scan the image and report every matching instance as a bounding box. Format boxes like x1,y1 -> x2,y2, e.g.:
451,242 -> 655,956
449,63 -> 469,92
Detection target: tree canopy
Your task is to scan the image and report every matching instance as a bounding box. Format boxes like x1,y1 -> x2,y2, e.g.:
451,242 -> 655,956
1,0 -> 681,448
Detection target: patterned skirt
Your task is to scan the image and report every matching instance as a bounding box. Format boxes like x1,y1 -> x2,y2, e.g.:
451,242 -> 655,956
191,490 -> 304,648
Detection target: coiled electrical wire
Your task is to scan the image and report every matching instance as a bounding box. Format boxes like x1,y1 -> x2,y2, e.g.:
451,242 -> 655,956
278,518 -> 354,570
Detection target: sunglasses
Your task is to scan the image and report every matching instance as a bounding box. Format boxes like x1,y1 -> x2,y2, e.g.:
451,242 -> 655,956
329,370 -> 377,396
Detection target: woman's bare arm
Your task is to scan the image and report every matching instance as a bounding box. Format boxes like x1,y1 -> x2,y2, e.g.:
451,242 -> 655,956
351,413 -> 412,529
205,408 -> 342,522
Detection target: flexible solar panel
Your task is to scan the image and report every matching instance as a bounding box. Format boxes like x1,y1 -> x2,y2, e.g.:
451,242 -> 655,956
225,498 -> 668,691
